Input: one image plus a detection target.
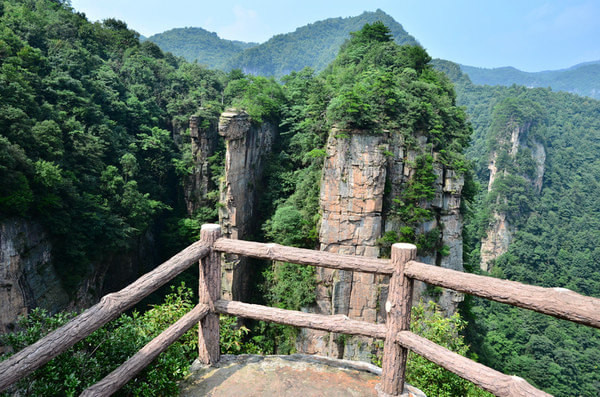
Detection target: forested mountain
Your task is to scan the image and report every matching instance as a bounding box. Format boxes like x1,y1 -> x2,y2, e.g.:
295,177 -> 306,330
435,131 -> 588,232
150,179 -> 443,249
146,27 -> 257,69
435,60 -> 600,396
225,9 -> 418,77
148,9 -> 418,78
460,61 -> 600,99
0,0 -> 229,293
2,2 -> 600,396
148,9 -> 600,101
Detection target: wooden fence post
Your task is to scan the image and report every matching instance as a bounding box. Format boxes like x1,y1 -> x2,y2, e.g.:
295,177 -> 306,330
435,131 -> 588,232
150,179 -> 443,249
379,243 -> 417,396
198,224 -> 221,364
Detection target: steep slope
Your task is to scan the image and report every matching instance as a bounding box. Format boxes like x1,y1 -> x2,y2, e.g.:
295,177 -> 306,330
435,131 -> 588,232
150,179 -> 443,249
0,0 -> 228,329
435,59 -> 600,396
460,62 -> 600,100
146,27 -> 257,69
225,9 -> 419,77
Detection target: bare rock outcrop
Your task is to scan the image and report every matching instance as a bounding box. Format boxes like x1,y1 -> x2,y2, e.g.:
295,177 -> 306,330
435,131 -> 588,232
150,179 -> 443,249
0,219 -> 68,343
179,354 -> 426,397
480,120 -> 545,271
300,130 -> 465,361
184,114 -> 219,216
218,109 -> 276,301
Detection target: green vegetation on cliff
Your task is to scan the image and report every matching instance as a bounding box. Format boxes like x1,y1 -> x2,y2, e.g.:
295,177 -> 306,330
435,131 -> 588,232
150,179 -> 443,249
435,60 -> 600,396
257,21 -> 471,255
0,0 -> 230,291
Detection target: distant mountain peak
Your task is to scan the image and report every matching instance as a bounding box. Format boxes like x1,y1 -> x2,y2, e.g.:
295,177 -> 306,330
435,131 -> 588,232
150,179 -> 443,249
148,10 -> 418,77
459,62 -> 600,99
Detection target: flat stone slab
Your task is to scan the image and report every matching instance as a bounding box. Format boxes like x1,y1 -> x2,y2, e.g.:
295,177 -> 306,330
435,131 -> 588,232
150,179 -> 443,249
179,354 -> 425,397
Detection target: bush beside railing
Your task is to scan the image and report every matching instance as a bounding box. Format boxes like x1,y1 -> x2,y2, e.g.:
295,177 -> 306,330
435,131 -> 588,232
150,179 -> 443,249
1,223 -> 599,396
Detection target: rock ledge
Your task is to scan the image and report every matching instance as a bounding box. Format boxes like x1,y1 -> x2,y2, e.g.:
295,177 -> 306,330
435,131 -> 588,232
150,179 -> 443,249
179,354 -> 426,397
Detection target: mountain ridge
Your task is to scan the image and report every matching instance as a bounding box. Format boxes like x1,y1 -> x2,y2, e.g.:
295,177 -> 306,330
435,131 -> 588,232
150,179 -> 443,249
146,26 -> 258,69
459,61 -> 600,99
147,10 -> 599,99
148,9 -> 419,77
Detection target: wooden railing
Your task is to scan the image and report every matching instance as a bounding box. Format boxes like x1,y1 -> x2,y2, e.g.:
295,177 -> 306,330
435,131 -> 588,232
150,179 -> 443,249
1,223 -> 599,396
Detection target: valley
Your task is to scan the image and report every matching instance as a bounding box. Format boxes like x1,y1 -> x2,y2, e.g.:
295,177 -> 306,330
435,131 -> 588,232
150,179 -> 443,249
1,2 -> 599,396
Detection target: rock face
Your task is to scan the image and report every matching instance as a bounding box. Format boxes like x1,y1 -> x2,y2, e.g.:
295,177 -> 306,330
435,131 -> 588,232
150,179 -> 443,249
480,120 -> 545,271
0,219 -> 68,342
179,354 -> 426,397
184,114 -> 219,216
218,109 -> 276,300
300,130 -> 464,361
0,218 -> 157,345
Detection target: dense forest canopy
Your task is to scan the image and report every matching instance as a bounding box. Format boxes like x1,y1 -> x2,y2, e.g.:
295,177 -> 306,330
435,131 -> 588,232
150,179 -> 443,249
0,0 -> 230,290
435,60 -> 600,396
1,1 -> 600,396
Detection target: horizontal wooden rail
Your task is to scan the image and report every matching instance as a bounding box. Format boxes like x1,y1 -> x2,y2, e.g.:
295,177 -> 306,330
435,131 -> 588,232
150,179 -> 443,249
0,241 -> 210,392
396,331 -> 550,397
214,300 -> 386,339
81,303 -> 210,397
405,260 -> 600,329
213,238 -> 393,275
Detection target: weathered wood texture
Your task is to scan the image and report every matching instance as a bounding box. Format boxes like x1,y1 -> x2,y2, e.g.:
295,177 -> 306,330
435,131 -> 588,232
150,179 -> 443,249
198,224 -> 221,364
213,237 -> 393,275
214,300 -> 386,339
380,243 -> 417,396
0,241 -> 210,392
396,330 -> 551,397
405,260 -> 600,329
81,304 -> 209,397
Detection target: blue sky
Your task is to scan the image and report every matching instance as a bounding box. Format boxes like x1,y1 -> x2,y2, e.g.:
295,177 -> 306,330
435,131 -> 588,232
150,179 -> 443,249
70,0 -> 600,72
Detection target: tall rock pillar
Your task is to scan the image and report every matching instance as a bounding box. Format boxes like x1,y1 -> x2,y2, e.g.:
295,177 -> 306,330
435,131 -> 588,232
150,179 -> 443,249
300,129 -> 466,361
300,130 -> 390,361
218,109 -> 276,301
184,113 -> 219,216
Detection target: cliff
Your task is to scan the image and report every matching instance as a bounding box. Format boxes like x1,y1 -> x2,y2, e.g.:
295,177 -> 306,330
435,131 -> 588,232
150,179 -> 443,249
480,113 -> 545,271
299,130 -> 464,361
0,218 -> 157,343
218,109 -> 277,301
0,219 -> 68,342
184,114 -> 220,216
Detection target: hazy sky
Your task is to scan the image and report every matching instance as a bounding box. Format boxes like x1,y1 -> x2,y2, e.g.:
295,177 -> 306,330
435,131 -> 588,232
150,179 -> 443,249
70,0 -> 600,72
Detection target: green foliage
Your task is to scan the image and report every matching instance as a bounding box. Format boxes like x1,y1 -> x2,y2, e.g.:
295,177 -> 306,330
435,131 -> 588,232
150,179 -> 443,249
371,301 -> 492,397
0,284 -> 198,396
265,262 -> 316,311
219,315 -> 261,354
225,74 -> 285,124
0,0 -> 228,288
394,155 -> 437,225
349,21 -> 393,43
439,61 -> 600,395
407,302 -> 492,397
222,10 -> 420,78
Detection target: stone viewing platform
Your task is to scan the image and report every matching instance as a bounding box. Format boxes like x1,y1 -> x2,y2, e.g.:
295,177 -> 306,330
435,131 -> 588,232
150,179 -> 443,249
179,354 -> 426,397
